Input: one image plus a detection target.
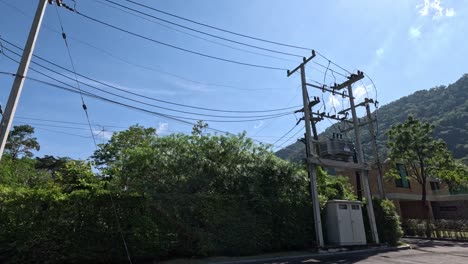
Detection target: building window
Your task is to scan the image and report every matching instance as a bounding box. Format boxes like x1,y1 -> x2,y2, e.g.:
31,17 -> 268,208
395,163 -> 410,188
430,181 -> 440,191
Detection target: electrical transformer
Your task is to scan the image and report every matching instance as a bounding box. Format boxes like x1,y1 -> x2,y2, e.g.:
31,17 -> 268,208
318,136 -> 354,161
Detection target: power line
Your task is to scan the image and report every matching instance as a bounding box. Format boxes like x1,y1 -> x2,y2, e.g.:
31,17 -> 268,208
15,121 -> 103,132
60,7 -> 287,71
53,7 -> 133,263
0,0 -> 290,92
101,0 -> 303,58
1,44 -> 296,121
0,67 -> 291,124
96,1 -> 297,63
121,0 -> 358,79
15,116 -> 127,129
0,37 -> 302,114
14,123 -> 93,139
123,0 -> 311,50
1,71 -> 304,155
315,51 -> 352,75
16,116 -> 300,139
274,124 -> 305,150
271,123 -> 298,146
53,4 -> 98,147
252,84 -> 301,137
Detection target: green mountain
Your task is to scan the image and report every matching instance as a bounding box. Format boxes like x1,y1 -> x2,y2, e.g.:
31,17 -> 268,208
275,74 -> 468,164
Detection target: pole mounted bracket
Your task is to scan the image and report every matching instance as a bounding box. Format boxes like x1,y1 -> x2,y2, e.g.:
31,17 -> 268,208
287,50 -> 316,77
331,71 -> 365,91
48,0 -> 62,6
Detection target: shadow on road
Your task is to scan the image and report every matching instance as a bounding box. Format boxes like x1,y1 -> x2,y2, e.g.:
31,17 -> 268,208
231,248 -> 409,264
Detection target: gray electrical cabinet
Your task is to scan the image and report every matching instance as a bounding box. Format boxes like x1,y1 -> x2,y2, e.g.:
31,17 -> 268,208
325,200 -> 367,245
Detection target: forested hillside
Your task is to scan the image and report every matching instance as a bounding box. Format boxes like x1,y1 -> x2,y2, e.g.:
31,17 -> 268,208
276,74 -> 468,164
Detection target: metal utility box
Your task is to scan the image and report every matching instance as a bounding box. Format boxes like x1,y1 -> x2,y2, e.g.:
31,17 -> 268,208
325,200 -> 367,245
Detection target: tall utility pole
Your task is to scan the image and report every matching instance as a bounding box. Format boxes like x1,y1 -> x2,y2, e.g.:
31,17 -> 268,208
0,0 -> 48,160
347,83 -> 380,243
287,52 -> 324,248
365,98 -> 385,198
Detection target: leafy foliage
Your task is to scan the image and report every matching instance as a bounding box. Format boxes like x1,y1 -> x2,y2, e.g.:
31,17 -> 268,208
386,116 -> 456,200
385,116 -> 464,237
0,124 -> 360,263
372,199 -> 403,246
5,125 -> 40,159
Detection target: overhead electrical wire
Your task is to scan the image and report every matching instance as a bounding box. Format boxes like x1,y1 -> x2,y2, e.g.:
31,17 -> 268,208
0,64 -> 290,124
101,0 -> 303,58
54,4 -> 133,264
15,116 -> 127,129
252,84 -> 301,137
16,116 -> 299,140
0,71 -> 304,155
0,43 -> 296,120
15,121 -> 103,132
120,0 -> 359,79
0,0 -> 291,92
0,0 -> 378,153
53,4 -> 98,147
0,37 -> 302,114
271,123 -> 298,146
274,124 -> 305,150
96,1 -> 297,63
122,0 -> 311,51
0,0 -> 362,85
60,6 -> 288,71
14,123 -> 93,139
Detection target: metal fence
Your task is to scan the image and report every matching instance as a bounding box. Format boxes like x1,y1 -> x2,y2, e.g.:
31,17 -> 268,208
402,219 -> 468,240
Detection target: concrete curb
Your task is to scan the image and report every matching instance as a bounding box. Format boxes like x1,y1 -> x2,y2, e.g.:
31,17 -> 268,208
208,245 -> 411,264
403,236 -> 468,243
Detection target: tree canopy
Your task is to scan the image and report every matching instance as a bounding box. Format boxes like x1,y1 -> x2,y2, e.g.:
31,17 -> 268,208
386,116 -> 452,200
5,125 -> 40,159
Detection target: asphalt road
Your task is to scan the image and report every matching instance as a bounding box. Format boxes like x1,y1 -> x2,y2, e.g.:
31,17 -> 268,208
242,239 -> 468,264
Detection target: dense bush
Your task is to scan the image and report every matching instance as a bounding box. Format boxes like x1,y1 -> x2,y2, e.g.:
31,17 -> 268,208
0,187 -> 317,263
371,199 -> 403,246
402,219 -> 468,240
0,126 -> 358,263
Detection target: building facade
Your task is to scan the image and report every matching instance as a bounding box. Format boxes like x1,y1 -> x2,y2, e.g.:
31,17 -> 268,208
333,161 -> 468,220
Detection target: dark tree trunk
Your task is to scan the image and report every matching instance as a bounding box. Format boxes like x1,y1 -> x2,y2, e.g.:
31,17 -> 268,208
421,161 -> 431,238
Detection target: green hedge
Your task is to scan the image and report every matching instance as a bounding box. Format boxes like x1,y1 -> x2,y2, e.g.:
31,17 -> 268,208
0,187 -> 316,263
368,199 -> 403,246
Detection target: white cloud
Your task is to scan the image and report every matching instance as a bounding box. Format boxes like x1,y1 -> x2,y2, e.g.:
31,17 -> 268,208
409,26 -> 422,39
376,48 -> 384,58
445,8 -> 455,17
156,122 -> 169,135
328,94 -> 341,109
254,121 -> 264,129
93,130 -> 113,141
353,85 -> 370,101
416,0 -> 455,19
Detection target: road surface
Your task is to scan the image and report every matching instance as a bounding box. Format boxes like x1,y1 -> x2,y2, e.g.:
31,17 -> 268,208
241,239 -> 468,264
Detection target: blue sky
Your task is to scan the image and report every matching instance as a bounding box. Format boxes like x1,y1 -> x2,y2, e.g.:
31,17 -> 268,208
0,0 -> 466,159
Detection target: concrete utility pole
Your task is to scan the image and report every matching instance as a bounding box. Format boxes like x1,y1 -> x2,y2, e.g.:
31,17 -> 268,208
365,98 -> 386,199
289,59 -> 380,245
0,0 -> 48,161
287,52 -> 324,248
347,84 -> 380,244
